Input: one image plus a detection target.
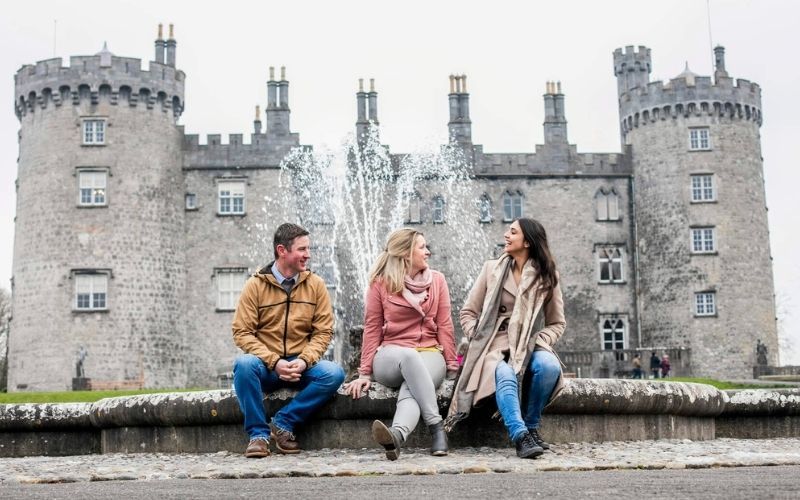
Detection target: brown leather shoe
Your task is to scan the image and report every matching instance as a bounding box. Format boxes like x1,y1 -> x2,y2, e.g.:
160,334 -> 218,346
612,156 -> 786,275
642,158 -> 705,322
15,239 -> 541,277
244,437 -> 271,458
270,422 -> 301,454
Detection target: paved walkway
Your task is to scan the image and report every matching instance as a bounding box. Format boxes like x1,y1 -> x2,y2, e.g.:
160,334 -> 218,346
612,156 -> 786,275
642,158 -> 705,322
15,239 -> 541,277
2,438 -> 799,484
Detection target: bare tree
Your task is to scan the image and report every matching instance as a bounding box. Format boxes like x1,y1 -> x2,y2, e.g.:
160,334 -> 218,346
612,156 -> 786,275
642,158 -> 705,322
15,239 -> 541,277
0,287 -> 10,391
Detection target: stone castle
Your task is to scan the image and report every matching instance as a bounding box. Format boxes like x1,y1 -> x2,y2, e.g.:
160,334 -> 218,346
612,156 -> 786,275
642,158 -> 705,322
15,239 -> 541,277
7,25 -> 779,391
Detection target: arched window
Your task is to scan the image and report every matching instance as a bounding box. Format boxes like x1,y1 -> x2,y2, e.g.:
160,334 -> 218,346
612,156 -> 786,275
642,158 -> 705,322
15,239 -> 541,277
601,317 -> 626,350
595,187 -> 620,221
598,247 -> 624,283
478,194 -> 492,223
406,192 -> 422,224
502,190 -> 523,222
432,196 -> 445,224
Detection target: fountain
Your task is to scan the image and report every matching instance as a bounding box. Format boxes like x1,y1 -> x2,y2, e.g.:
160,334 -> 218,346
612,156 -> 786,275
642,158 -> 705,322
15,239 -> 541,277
250,126 -> 492,370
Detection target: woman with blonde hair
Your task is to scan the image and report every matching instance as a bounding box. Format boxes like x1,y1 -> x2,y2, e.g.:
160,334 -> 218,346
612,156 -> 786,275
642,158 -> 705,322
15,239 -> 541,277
445,218 -> 566,459
345,228 -> 458,460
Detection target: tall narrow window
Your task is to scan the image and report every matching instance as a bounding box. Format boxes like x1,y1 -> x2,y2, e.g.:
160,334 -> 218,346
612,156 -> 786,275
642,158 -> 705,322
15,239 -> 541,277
406,193 -> 422,224
74,272 -> 109,311
185,193 -> 197,210
691,174 -> 715,202
82,119 -> 106,145
218,181 -> 245,215
695,292 -> 716,316
691,227 -> 716,253
502,191 -> 523,221
216,268 -> 248,311
601,317 -> 626,350
78,170 -> 107,206
689,127 -> 711,151
478,194 -> 492,223
595,188 -> 621,221
432,196 -> 445,223
598,247 -> 624,283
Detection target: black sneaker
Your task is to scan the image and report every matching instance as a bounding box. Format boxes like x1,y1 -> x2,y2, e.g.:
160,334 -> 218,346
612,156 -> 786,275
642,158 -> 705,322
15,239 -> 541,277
514,432 -> 544,459
529,428 -> 551,450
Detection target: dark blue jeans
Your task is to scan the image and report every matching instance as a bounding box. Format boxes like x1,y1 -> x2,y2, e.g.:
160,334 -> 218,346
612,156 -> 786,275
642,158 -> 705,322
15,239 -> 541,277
233,354 -> 345,439
494,350 -> 561,442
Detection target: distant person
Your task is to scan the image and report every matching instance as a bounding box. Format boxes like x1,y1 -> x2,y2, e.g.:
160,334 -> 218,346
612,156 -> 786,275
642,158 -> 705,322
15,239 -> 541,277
631,353 -> 643,379
344,229 -> 457,460
232,223 -> 345,458
660,354 -> 671,378
649,352 -> 661,379
446,218 -> 566,459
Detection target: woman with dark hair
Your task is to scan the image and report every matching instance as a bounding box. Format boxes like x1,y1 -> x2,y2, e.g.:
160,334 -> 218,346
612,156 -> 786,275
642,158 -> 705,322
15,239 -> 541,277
445,218 -> 566,459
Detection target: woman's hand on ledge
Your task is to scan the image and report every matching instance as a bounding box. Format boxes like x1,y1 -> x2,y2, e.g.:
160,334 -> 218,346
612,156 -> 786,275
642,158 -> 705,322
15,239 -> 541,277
344,378 -> 371,399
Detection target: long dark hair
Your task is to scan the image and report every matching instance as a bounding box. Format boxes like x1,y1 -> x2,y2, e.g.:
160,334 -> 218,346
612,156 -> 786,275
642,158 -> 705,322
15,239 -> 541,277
516,218 -> 558,294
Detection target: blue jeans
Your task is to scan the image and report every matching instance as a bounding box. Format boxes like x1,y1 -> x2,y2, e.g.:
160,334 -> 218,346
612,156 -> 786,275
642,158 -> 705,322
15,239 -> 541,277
495,350 -> 561,442
233,354 -> 345,439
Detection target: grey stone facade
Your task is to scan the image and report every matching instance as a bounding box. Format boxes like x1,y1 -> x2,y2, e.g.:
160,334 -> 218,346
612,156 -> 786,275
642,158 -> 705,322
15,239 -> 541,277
7,34 -> 778,390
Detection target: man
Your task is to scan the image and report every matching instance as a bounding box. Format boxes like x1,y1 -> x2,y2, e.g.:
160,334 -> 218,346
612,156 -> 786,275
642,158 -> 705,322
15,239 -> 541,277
631,353 -> 643,379
232,223 -> 345,458
649,351 -> 661,379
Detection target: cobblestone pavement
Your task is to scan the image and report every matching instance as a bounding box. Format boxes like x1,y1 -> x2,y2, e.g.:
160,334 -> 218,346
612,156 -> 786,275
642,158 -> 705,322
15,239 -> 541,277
2,438 -> 799,484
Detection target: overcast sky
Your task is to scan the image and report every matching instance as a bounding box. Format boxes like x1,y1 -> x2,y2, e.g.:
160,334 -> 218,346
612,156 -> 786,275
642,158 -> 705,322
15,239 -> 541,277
1,0 -> 798,363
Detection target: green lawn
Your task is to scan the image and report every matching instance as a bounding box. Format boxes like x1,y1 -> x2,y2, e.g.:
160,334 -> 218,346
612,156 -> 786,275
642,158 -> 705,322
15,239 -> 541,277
0,388 -> 213,404
654,377 -> 789,390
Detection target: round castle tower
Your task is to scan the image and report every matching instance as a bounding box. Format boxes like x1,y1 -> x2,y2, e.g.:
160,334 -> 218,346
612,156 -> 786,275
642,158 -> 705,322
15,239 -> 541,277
614,45 -> 778,378
9,27 -> 187,391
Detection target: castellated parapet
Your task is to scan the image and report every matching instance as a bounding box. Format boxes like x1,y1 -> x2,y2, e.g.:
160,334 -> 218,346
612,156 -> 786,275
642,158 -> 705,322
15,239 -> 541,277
14,54 -> 185,120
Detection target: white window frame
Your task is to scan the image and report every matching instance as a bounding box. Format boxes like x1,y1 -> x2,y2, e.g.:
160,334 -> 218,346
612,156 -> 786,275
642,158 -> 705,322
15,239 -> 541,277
597,246 -> 625,283
74,272 -> 109,311
217,181 -> 246,215
502,191 -> 523,222
82,119 -> 106,145
185,193 -> 197,210
695,292 -> 717,316
478,194 -> 492,223
432,196 -> 445,224
689,127 -> 711,151
216,268 -> 248,311
600,316 -> 626,350
690,174 -> 715,202
78,169 -> 108,207
691,227 -> 716,254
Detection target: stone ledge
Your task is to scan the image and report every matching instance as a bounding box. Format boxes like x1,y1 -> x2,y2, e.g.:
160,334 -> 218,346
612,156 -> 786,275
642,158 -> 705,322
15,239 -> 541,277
721,389 -> 800,416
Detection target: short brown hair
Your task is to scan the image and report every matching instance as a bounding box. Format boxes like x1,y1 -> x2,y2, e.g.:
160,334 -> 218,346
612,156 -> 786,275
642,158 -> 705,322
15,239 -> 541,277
273,223 -> 310,259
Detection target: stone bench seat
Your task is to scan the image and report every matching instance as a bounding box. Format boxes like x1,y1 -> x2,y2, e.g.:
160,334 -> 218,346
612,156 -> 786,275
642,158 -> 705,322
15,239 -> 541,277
0,378 -> 757,457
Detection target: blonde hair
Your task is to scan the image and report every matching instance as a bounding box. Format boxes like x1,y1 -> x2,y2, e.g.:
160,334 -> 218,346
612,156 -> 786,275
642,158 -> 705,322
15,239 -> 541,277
368,228 -> 422,294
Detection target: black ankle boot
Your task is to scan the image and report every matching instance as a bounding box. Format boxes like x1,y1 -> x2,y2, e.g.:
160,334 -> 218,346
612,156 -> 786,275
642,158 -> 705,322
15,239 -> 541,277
429,421 -> 448,456
529,428 -> 551,450
372,420 -> 404,461
515,432 -> 544,459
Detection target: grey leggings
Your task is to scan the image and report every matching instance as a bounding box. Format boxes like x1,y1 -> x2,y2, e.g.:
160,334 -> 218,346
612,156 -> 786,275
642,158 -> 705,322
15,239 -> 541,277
372,345 -> 446,440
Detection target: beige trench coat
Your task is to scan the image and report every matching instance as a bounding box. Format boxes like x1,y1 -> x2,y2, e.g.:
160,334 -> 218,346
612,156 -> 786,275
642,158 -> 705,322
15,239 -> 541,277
459,259 -> 567,406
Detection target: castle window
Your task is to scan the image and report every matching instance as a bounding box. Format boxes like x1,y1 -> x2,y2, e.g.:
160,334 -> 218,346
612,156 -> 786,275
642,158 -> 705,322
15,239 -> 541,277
597,246 -> 625,283
78,170 -> 107,207
82,119 -> 106,145
73,271 -> 109,311
478,194 -> 492,223
406,192 -> 422,224
502,190 -> 523,222
432,196 -> 445,224
595,188 -> 620,221
690,174 -> 715,202
216,268 -> 248,311
689,127 -> 711,151
691,227 -> 716,253
695,291 -> 716,316
218,181 -> 245,215
600,316 -> 626,350
185,193 -> 197,210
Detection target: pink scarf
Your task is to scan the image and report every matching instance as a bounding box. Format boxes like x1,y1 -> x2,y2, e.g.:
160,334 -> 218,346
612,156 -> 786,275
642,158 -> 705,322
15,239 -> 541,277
402,269 -> 433,316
